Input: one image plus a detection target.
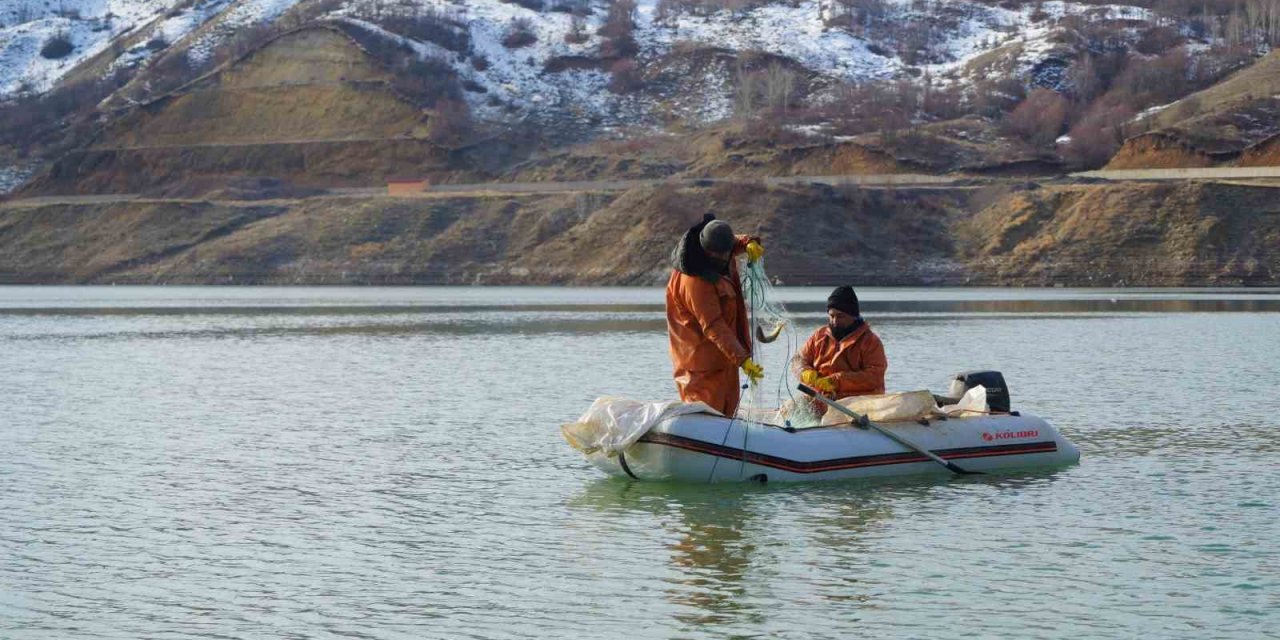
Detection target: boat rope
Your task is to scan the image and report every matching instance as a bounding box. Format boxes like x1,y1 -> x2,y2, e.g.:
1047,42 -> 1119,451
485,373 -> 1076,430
617,450 -> 639,480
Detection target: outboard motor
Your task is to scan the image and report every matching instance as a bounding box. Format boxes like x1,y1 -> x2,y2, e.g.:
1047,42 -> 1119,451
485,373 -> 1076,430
948,370 -> 1011,413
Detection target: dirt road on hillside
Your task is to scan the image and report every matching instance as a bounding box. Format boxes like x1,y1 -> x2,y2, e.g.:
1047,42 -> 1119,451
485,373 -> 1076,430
1074,167 -> 1280,180
5,168 -> 1279,208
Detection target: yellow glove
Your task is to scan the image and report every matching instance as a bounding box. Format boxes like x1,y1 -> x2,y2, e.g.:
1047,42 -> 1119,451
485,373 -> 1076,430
814,376 -> 836,394
800,369 -> 821,387
741,357 -> 764,383
745,240 -> 764,263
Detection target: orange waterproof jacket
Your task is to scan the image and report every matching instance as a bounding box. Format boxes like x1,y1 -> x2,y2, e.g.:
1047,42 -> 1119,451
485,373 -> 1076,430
795,322 -> 887,397
665,233 -> 754,373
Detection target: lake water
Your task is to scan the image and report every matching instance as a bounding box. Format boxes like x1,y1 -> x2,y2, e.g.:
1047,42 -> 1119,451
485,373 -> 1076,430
2,286 -> 1278,639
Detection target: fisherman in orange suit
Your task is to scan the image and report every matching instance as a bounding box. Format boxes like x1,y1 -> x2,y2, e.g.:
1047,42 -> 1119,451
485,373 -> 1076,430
791,286 -> 887,416
665,214 -> 765,416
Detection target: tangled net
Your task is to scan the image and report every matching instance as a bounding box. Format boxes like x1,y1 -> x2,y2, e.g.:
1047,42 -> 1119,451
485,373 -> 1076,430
736,257 -> 822,427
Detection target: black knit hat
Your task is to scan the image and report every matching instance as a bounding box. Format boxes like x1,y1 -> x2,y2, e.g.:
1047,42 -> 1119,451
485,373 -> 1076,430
827,286 -> 860,317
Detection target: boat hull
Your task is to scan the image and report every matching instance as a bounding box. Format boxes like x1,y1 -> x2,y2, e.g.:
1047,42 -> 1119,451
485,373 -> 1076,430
585,412 -> 1080,483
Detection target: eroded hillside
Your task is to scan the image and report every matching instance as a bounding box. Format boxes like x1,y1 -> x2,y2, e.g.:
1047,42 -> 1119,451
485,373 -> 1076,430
956,182 -> 1280,285
1109,51 -> 1280,169
4,180 -> 1278,286
24,25 -> 504,195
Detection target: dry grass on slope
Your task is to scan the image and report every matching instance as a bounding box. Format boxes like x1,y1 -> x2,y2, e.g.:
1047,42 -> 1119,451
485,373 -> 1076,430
956,182 -> 1280,285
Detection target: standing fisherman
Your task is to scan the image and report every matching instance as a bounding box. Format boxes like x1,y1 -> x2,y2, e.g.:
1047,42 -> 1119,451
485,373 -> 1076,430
665,214 -> 765,416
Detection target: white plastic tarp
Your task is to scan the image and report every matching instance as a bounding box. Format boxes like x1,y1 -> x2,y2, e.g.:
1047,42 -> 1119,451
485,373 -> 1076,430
813,386 -> 991,426
818,390 -> 939,426
561,397 -> 719,456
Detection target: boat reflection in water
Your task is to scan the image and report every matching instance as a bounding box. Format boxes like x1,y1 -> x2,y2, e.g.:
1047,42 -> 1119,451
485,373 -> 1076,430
569,467 -> 1075,633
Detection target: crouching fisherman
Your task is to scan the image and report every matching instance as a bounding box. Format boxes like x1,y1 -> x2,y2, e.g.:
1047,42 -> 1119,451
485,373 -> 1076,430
666,214 -> 765,416
790,286 -> 887,418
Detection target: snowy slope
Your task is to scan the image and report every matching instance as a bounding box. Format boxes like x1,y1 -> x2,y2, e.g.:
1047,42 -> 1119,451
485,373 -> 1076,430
0,0 -> 300,96
0,0 -> 1166,124
0,0 -> 191,95
341,0 -> 1155,127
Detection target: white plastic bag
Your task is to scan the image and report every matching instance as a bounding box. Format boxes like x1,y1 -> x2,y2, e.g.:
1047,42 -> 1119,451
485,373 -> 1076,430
941,385 -> 988,417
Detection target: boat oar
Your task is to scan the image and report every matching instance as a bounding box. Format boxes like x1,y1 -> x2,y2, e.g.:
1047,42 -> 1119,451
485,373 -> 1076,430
797,384 -> 982,476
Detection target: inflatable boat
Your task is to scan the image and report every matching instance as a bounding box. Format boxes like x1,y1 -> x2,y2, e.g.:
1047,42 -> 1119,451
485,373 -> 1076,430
569,371 -> 1081,483
585,410 -> 1078,483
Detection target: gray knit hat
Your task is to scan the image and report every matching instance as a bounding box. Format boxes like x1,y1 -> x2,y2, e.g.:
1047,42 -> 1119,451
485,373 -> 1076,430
699,220 -> 734,254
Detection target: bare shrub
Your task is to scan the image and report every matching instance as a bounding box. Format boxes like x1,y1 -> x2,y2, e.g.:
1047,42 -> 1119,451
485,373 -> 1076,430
1223,0 -> 1280,47
146,50 -> 194,95
564,15 -> 589,44
972,77 -> 1026,118
1109,48 -> 1190,108
0,69 -> 131,155
502,17 -> 538,48
1065,54 -> 1103,104
471,54 -> 491,71
828,0 -> 891,33
734,65 -> 761,118
897,28 -> 928,67
608,58 -> 643,93
393,58 -> 464,107
1060,99 -> 1136,168
794,79 -> 908,137
1189,45 -> 1255,87
598,0 -> 637,58
598,0 -> 636,40
1135,25 -> 1184,55
501,0 -> 544,9
39,32 -> 74,59
599,31 -> 637,58
145,35 -> 168,51
1030,1 -> 1050,22
378,7 -> 471,53
760,62 -> 798,113
1003,88 -> 1070,147
921,82 -> 965,120
550,0 -> 590,13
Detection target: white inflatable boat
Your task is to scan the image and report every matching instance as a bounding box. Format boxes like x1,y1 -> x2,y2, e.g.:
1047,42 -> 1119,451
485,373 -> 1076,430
571,371 -> 1081,483
585,410 -> 1079,483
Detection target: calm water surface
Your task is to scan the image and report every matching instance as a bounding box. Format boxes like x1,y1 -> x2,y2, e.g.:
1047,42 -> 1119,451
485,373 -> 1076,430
2,286 -> 1278,639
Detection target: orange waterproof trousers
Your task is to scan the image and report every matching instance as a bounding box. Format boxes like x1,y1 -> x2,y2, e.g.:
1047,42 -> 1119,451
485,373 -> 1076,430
673,367 -> 741,416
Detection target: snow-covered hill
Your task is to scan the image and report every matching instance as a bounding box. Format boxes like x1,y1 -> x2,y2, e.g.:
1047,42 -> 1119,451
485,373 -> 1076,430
2,0 -> 1157,117
0,0 -> 1228,196
341,0 -> 1152,127
0,0 -> 300,95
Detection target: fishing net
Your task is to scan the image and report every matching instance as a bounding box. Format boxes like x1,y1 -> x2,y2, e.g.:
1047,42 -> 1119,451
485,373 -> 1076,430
735,256 -> 823,427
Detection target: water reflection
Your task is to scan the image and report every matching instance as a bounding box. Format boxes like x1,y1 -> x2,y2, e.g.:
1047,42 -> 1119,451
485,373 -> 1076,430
571,481 -> 767,628
570,479 -> 909,630
569,469 -> 1087,632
